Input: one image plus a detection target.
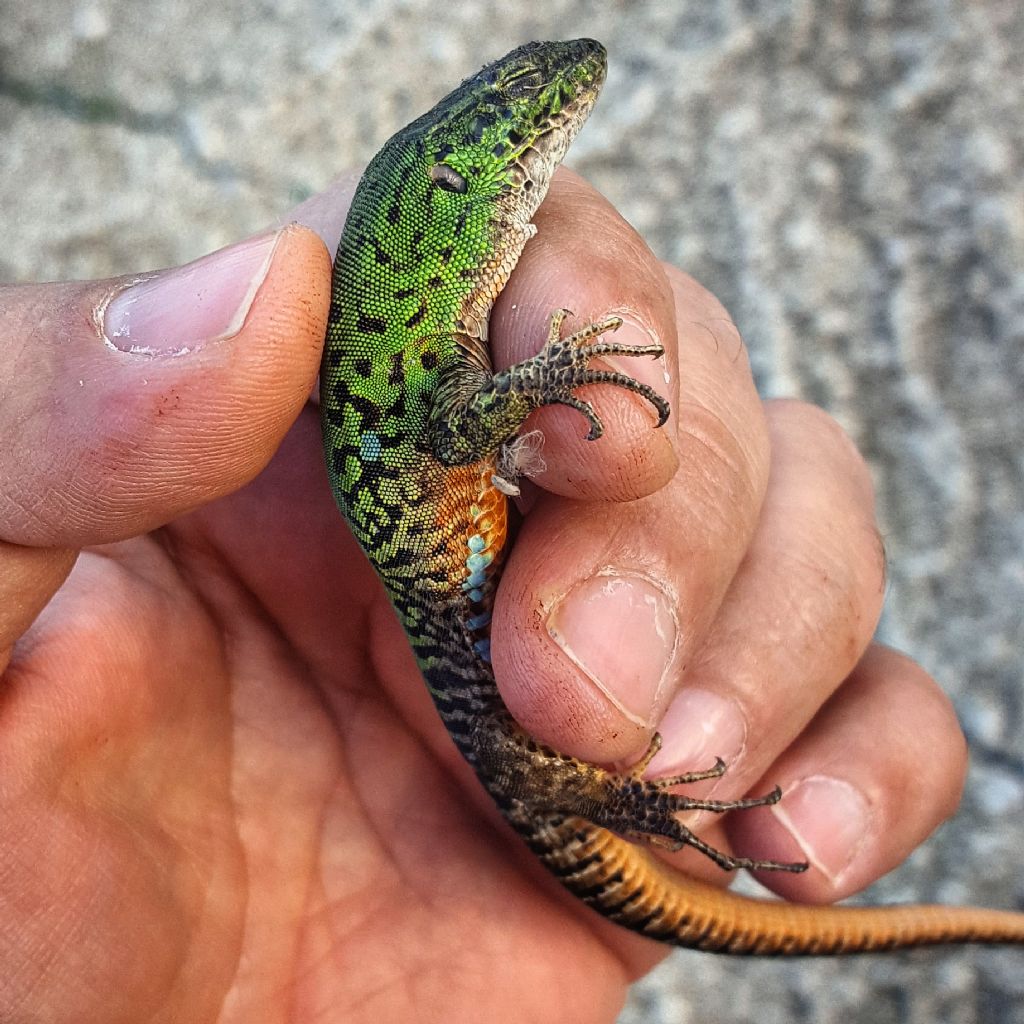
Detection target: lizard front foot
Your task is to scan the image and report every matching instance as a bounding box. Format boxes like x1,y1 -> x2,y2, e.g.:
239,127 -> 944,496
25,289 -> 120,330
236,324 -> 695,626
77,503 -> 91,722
430,307 -> 669,465
522,307 -> 671,440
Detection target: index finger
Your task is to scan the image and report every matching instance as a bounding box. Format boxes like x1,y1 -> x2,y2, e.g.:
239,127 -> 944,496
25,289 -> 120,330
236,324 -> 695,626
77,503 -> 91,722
489,169 -> 680,502
491,177 -> 773,764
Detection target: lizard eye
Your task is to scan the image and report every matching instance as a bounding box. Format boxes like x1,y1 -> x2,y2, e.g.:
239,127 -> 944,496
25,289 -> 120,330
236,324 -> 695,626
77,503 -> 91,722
429,164 -> 468,194
504,68 -> 544,97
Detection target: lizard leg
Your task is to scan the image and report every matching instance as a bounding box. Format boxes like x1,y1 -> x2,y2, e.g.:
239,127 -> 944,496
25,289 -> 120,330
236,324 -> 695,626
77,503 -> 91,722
430,308 -> 670,465
592,774 -> 805,872
474,714 -> 808,874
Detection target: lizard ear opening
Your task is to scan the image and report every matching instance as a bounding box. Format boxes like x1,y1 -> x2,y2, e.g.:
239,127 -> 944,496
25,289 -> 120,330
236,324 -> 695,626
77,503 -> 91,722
429,164 -> 469,194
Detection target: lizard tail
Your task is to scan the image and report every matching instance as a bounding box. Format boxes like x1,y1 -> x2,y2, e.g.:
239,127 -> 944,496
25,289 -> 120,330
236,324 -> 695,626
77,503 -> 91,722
528,817 -> 1024,954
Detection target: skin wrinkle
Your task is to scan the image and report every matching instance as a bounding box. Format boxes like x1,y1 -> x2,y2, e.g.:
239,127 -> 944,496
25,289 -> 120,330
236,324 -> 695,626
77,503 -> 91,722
0,486 -> 55,545
864,520 -> 889,595
666,446 -> 764,590
770,541 -> 863,635
321,711 -> 410,925
689,316 -> 749,366
669,360 -> 767,539
675,417 -> 758,513
706,534 -> 871,704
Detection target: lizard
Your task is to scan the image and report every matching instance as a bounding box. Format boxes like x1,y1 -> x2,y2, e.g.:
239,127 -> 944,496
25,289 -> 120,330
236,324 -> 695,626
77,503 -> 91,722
319,37 -> 1024,954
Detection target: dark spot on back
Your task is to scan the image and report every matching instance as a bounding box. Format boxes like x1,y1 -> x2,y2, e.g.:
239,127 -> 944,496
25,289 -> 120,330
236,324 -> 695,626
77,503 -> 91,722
385,392 -> 406,419
356,313 -> 388,334
405,302 -> 427,329
347,393 -> 381,428
388,352 -> 405,386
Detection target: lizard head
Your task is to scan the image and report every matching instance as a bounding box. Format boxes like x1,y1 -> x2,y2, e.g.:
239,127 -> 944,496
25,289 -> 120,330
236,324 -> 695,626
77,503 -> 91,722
344,40 -> 608,352
409,38 -> 607,231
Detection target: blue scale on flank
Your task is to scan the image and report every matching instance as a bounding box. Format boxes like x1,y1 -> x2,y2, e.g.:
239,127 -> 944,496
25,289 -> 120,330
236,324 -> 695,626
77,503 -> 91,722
463,534 -> 494,661
359,431 -> 382,461
463,534 -> 493,593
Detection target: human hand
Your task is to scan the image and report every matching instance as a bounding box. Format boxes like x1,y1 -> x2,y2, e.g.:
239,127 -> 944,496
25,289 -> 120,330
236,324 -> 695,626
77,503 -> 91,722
0,172 -> 964,1023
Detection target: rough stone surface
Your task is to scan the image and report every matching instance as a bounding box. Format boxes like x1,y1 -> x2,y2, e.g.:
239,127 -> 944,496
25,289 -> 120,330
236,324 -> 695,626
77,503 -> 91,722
2,2 -> 1022,1022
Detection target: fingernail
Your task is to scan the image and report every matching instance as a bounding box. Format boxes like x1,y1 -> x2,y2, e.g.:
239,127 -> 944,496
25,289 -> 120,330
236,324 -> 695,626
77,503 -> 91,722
644,688 -> 748,777
546,571 -> 678,726
103,229 -> 282,355
770,776 -> 874,883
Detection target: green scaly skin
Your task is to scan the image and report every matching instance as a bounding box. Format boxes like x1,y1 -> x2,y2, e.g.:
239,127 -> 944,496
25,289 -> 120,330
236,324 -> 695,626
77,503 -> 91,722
321,39 -> 1024,953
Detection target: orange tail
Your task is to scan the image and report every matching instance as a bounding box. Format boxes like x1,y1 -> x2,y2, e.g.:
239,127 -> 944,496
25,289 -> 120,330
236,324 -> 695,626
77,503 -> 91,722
540,821 -> 1024,954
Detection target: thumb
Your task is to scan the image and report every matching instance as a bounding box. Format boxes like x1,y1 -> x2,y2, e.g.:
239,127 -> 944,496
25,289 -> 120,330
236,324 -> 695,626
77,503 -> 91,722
0,224 -> 329,657
0,223 -> 330,550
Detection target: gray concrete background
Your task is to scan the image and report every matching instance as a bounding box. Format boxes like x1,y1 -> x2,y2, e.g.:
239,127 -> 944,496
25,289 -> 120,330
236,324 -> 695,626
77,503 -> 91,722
2,1 -> 1022,1021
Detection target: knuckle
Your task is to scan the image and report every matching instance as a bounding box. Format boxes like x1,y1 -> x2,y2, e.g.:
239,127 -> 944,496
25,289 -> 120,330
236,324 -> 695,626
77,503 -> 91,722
767,399 -> 875,501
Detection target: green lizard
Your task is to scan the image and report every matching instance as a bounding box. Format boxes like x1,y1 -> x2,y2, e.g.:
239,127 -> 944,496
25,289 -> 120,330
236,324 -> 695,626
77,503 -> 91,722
320,38 -> 1024,953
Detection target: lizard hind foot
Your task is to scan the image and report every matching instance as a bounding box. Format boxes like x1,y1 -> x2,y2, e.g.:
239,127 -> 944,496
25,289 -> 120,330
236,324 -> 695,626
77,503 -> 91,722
597,767 -> 808,874
607,737 -> 808,872
478,718 -> 807,876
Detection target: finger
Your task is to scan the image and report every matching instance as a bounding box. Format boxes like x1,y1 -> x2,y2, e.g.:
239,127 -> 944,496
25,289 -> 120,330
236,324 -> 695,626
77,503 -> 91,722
646,395 -> 886,781
0,224 -> 329,660
284,171 -> 360,255
624,393 -> 886,881
0,544 -> 76,666
490,169 -> 681,501
492,266 -> 771,764
0,224 -> 330,550
731,644 -> 967,903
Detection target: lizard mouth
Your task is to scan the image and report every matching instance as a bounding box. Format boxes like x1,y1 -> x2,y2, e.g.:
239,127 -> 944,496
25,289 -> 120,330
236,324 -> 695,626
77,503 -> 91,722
507,113 -> 589,225
488,40 -> 606,232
